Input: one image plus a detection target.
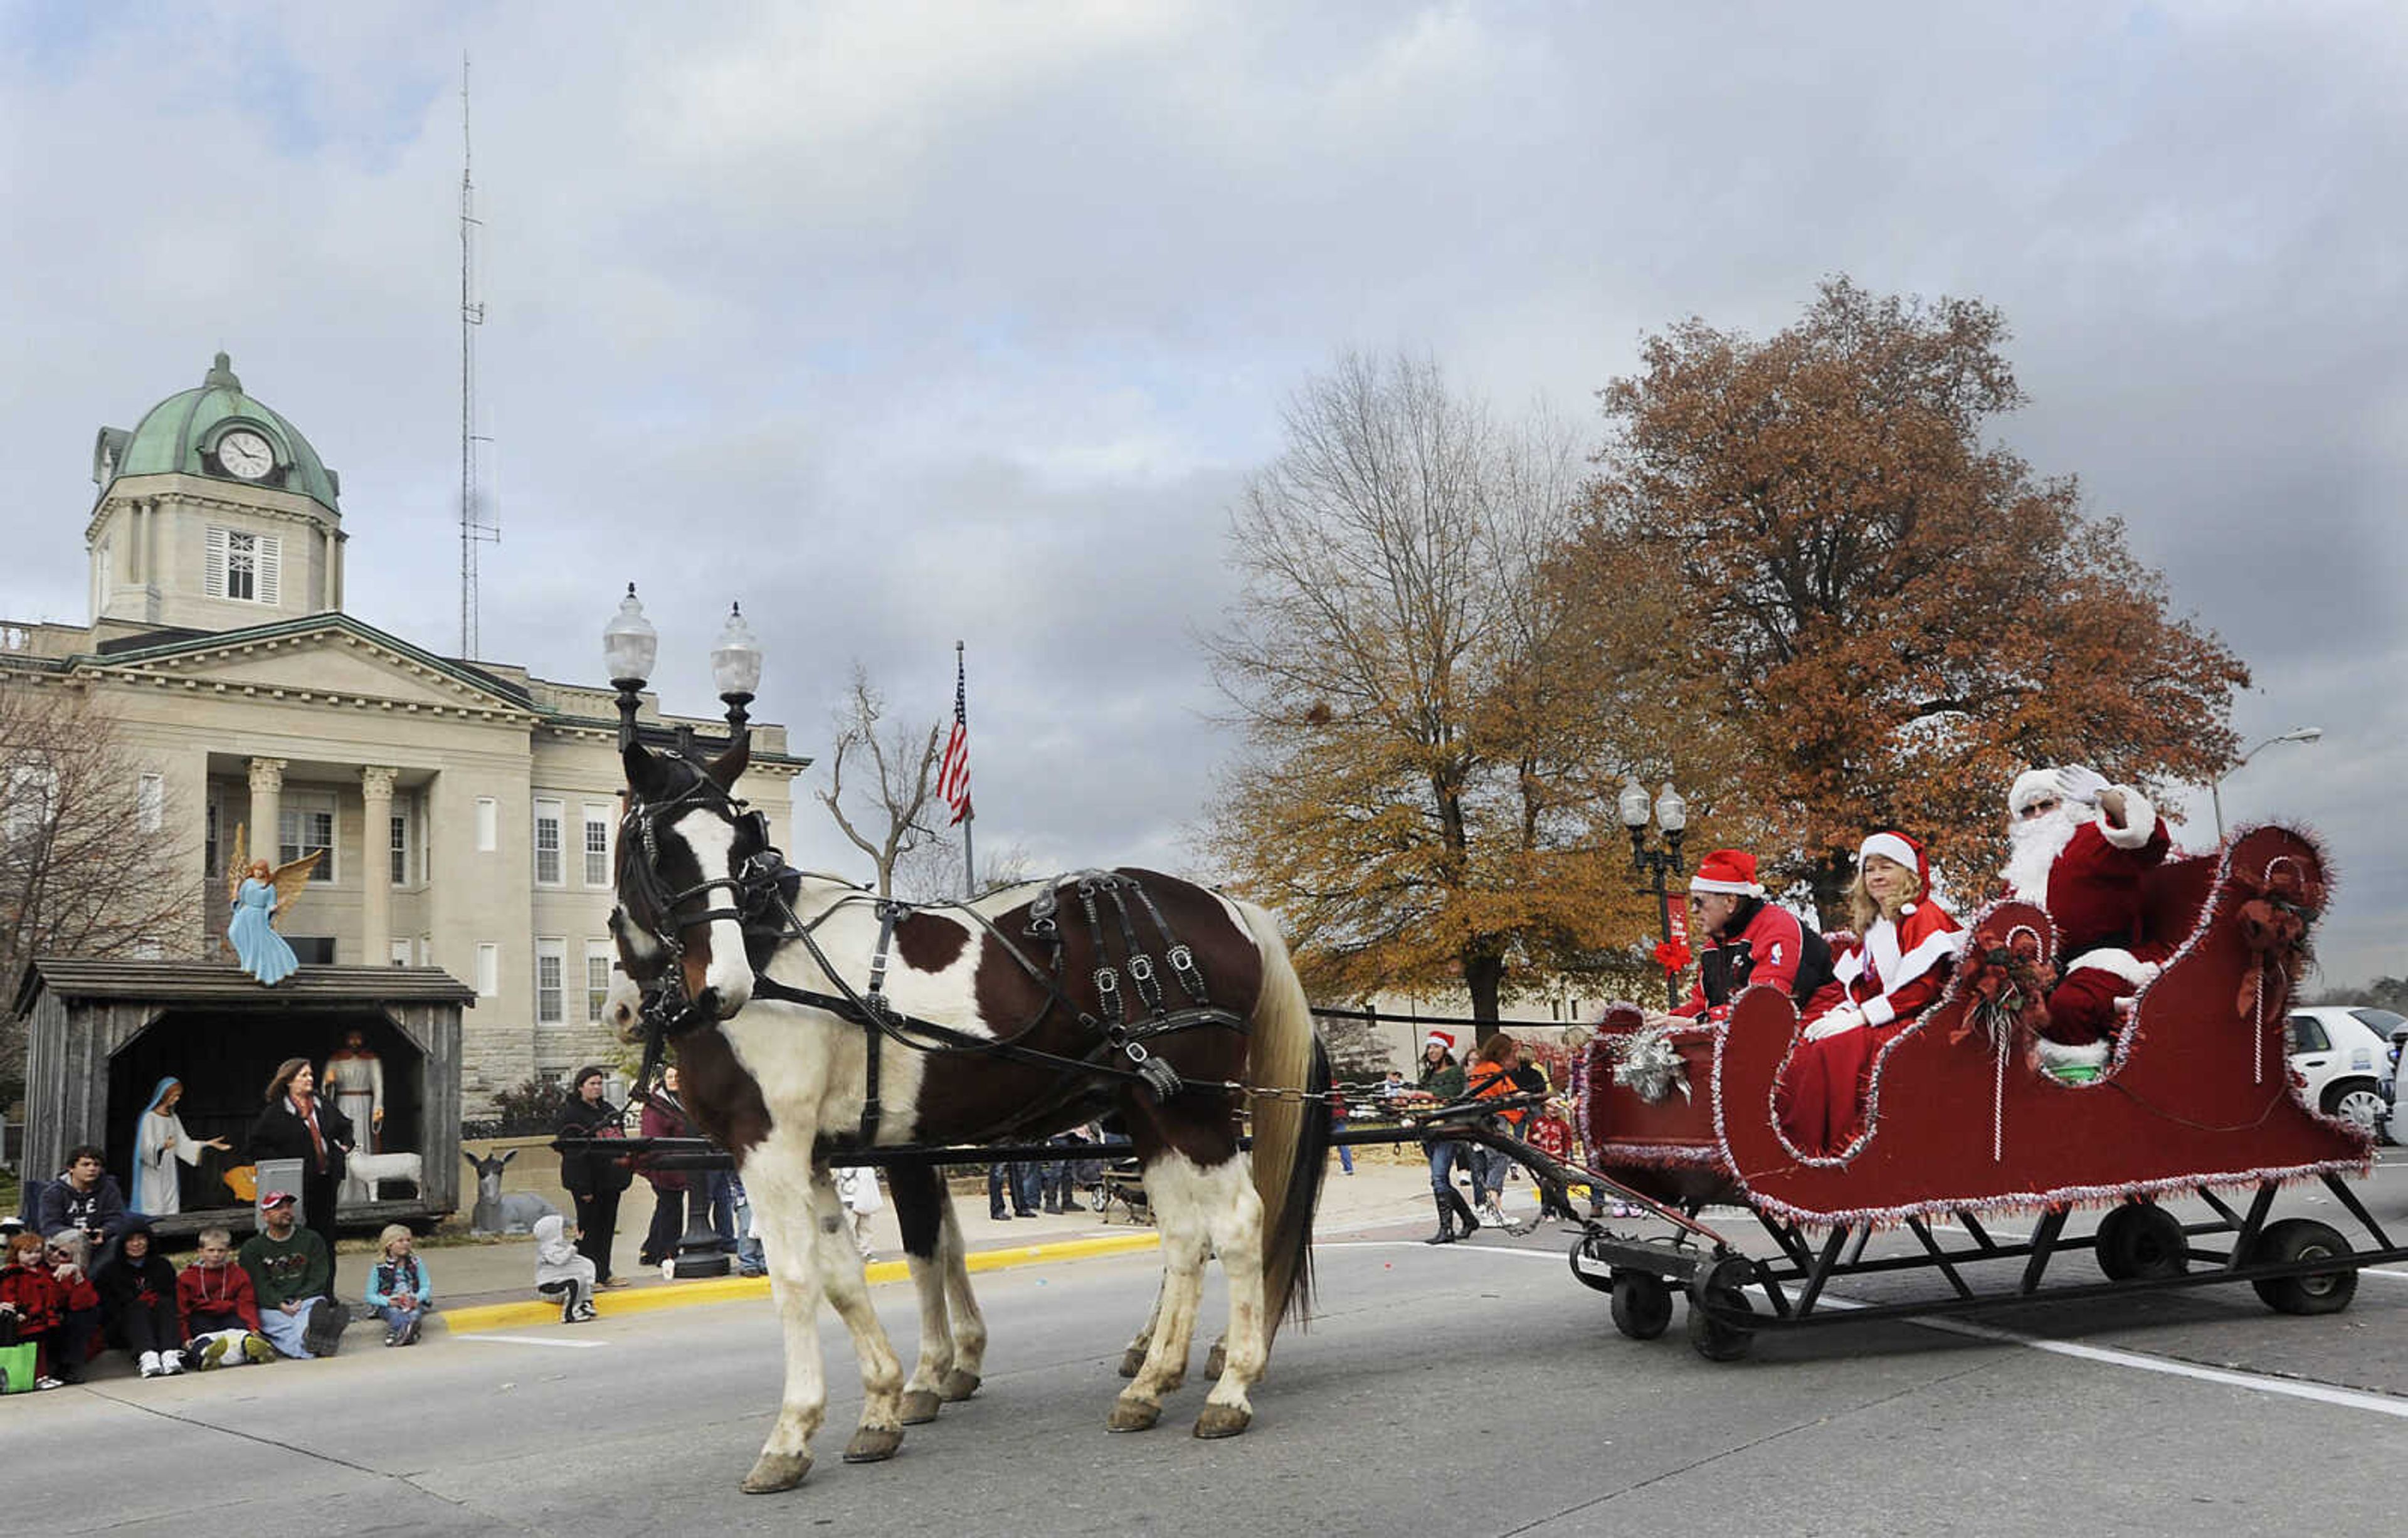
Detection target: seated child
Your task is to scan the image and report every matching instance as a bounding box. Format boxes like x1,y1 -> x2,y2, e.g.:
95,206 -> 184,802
533,1214 -> 598,1324
43,1231 -> 101,1384
177,1226 -> 275,1368
364,1225 -> 433,1347
0,1230 -> 68,1389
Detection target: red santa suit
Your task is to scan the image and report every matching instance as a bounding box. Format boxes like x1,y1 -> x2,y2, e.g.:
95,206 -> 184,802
2007,776 -> 2173,1046
1780,835 -> 1961,1156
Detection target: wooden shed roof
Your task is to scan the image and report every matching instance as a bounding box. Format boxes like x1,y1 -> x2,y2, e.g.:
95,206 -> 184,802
16,959 -> 477,1014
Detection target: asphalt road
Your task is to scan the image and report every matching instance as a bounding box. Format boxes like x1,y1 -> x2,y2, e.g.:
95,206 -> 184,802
23,1156 -> 2408,1537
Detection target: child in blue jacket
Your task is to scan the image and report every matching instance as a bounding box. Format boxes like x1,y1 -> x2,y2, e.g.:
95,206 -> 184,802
363,1225 -> 432,1346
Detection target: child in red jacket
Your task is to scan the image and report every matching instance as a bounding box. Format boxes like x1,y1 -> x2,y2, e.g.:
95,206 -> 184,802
0,1231 -> 67,1388
177,1227 -> 275,1369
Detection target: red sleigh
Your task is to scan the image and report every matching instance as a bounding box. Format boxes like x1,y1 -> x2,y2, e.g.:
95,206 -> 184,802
1562,825 -> 2395,1359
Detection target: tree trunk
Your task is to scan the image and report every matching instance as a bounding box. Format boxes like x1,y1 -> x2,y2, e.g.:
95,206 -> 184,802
1462,945 -> 1504,1028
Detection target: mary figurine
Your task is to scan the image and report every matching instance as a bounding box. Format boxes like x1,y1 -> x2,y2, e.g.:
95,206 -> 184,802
132,1076 -> 230,1216
229,858 -> 302,985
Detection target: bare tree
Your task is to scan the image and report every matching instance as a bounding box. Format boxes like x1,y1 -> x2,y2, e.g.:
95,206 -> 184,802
815,665 -> 945,897
893,833 -> 1038,904
1,682 -> 201,1101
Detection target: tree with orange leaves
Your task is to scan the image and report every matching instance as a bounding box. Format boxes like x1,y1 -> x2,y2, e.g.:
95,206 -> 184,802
1201,352 -> 1658,1022
1570,278 -> 2249,922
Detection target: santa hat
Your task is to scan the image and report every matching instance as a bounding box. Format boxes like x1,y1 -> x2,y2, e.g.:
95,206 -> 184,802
1688,848 -> 1764,897
1423,1030 -> 1455,1054
1858,830 -> 1930,892
2009,769 -> 2061,816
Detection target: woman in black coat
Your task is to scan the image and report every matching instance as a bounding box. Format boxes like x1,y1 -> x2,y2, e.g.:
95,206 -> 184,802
248,1056 -> 354,1295
92,1216 -> 185,1377
554,1065 -> 633,1287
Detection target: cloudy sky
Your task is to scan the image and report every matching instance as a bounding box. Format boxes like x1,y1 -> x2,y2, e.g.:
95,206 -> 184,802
3,3 -> 2402,986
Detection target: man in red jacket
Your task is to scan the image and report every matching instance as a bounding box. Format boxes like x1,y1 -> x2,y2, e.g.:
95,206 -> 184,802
1671,849 -> 1834,1021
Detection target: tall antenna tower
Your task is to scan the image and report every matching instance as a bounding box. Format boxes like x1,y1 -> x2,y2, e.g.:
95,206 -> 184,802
458,53 -> 498,658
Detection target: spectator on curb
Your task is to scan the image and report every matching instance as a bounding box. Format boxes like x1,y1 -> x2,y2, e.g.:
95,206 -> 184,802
176,1227 -> 274,1369
238,1191 -> 349,1359
34,1146 -> 128,1248
636,1066 -> 693,1270
533,1213 -> 598,1324
834,1166 -> 882,1261
1040,1134 -> 1089,1213
1418,1032 -> 1480,1245
1465,1034 -> 1529,1227
987,1160 -> 1039,1221
248,1059 -> 355,1296
728,1172 -> 767,1277
1328,1089 -> 1354,1176
555,1067 -> 633,1289
364,1225 -> 431,1347
93,1216 -> 186,1377
0,1230 -> 68,1388
41,1231 -> 102,1384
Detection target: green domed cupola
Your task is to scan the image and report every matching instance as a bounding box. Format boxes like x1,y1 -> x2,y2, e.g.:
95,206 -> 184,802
94,352 -> 341,512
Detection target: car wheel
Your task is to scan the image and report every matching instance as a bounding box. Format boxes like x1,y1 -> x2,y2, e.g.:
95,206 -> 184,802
2323,1079 -> 2385,1135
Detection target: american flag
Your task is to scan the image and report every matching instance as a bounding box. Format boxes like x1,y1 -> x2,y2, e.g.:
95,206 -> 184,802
937,650 -> 972,826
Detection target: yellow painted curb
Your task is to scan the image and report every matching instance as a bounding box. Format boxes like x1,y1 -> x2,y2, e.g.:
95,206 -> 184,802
443,1230 -> 1162,1336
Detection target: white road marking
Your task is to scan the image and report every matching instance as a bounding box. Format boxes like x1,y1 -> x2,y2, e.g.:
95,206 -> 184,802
453,1333 -> 609,1349
1329,1238 -> 2408,1419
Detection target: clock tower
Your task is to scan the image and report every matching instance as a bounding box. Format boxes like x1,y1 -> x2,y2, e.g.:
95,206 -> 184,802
87,352 -> 346,634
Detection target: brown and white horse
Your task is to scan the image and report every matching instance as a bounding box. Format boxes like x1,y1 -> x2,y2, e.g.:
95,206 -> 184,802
610,733 -> 1329,1494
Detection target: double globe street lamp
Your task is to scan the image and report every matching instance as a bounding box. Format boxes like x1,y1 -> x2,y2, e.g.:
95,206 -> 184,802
599,584 -> 766,1280
1619,777 -> 1688,1010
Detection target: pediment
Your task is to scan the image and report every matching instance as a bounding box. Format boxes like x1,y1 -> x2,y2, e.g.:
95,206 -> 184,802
92,622 -> 534,718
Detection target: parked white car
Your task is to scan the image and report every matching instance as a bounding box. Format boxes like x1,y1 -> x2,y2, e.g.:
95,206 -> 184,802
2285,1006 -> 2400,1139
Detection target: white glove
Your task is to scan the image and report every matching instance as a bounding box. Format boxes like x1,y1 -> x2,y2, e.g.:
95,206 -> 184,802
1805,1006 -> 1866,1041
2053,766 -> 2110,807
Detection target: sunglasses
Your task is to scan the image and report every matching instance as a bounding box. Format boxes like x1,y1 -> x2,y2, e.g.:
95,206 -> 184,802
2017,797 -> 2062,820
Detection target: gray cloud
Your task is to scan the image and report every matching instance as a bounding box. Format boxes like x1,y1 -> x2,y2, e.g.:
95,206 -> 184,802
4,1 -> 2402,980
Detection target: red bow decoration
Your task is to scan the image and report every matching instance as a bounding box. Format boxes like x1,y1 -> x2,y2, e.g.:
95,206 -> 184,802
2232,863 -> 2323,1021
1950,923 -> 2053,1048
1652,939 -> 1692,974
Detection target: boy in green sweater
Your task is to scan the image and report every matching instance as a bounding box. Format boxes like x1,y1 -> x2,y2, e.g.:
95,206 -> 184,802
238,1191 -> 350,1357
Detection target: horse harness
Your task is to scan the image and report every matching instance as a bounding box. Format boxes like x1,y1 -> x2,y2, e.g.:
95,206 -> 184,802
621,781 -> 1249,1146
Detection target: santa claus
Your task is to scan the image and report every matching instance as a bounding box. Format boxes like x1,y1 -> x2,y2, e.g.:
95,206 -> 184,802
2003,766 -> 2173,1048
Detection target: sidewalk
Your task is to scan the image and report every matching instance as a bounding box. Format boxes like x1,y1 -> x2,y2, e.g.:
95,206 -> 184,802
427,1149 -> 1493,1334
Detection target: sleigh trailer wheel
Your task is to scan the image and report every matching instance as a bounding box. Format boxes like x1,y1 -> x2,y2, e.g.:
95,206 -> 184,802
1611,1272 -> 1674,1340
2251,1218 -> 2358,1315
2096,1202 -> 2188,1282
1686,1255 -> 1756,1362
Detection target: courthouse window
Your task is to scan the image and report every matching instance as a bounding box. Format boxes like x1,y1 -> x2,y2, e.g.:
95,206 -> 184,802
534,799 -> 564,886
204,527 -> 280,604
137,772 -> 164,833
586,940 -> 615,1023
583,805 -> 612,887
278,792 -> 335,882
536,938 -> 565,1024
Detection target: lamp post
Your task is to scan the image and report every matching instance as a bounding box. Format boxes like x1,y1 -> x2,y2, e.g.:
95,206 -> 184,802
1620,777 -> 1687,1009
603,584 -> 768,1280
2209,725 -> 2321,842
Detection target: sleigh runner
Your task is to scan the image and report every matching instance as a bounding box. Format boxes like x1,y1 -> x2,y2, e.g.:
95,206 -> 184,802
1550,821 -> 2395,1359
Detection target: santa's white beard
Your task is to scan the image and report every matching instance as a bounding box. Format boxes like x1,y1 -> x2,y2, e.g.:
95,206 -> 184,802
2002,808 -> 2082,902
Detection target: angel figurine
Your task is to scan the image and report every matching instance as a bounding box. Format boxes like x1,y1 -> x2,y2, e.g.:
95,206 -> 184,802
223,823 -> 321,986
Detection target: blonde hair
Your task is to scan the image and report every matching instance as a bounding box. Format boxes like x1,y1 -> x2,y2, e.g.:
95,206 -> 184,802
1846,858 -> 1925,932
378,1223 -> 413,1256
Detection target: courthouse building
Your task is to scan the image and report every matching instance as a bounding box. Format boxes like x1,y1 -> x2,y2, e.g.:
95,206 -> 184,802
1,353 -> 805,1109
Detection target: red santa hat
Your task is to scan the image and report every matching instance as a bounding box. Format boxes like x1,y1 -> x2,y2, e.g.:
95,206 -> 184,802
2009,769 -> 2061,817
1688,848 -> 1764,897
1423,1030 -> 1455,1054
1858,830 -> 1930,892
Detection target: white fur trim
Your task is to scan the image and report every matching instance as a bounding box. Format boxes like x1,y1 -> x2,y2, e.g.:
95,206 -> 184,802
2098,787 -> 2156,850
1861,994 -> 1896,1028
1860,833 -> 1918,873
2066,947 -> 2162,991
2032,1036 -> 2111,1069
2010,769 -> 2059,816
1687,875 -> 1761,895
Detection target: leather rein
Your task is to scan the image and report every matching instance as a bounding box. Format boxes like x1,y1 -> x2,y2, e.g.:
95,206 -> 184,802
618,779 -> 1245,1147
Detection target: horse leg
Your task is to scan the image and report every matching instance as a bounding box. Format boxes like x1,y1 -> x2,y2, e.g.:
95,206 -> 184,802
1119,1285 -> 1164,1379
809,1172 -> 909,1465
743,1157 -> 831,1494
887,1163 -> 952,1425
1110,1155 -> 1215,1433
935,1187 -> 989,1402
1191,1156 -> 1268,1439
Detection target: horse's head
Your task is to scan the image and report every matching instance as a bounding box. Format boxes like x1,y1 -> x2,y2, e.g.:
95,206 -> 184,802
617,732 -> 771,1023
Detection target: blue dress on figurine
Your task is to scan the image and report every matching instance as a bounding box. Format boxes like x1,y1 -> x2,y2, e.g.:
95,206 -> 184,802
229,877 -> 300,985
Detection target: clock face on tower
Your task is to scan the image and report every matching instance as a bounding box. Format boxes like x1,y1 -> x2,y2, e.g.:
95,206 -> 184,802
216,429 -> 274,480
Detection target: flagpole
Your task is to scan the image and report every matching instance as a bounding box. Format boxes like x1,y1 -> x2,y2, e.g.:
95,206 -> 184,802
956,640 -> 976,898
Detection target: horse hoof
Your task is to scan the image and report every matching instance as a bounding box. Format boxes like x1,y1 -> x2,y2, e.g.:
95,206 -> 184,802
1117,1347 -> 1146,1379
842,1425 -> 904,1463
1107,1398 -> 1162,1433
1205,1342 -> 1227,1379
898,1389 -> 943,1425
1193,1404 -> 1252,1440
741,1451 -> 812,1493
939,1369 -> 981,1403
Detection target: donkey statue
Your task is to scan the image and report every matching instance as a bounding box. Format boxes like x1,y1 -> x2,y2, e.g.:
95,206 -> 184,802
463,1147 -> 559,1236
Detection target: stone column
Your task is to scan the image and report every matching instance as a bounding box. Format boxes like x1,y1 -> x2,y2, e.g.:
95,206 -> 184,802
246,757 -> 285,870
361,766 -> 397,967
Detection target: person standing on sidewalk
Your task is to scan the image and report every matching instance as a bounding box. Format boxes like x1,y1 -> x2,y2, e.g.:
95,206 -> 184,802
555,1067 -> 633,1289
635,1066 -> 692,1270
987,1160 -> 1038,1220
1328,1088 -> 1354,1175
1417,1033 -> 1480,1245
248,1059 -> 354,1298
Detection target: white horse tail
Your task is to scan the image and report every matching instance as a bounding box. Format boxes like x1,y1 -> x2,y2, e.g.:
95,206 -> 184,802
1235,898 -> 1329,1337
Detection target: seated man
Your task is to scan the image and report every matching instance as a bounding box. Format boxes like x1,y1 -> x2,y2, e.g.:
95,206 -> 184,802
238,1191 -> 351,1359
1671,849 -> 1835,1021
34,1147 -> 127,1251
2003,766 -> 2173,1048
